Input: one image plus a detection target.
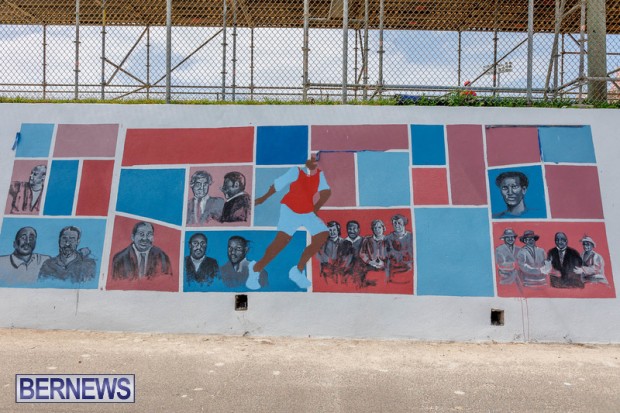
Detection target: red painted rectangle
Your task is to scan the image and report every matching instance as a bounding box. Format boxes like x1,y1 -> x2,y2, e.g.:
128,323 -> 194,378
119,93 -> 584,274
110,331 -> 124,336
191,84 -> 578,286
486,126 -> 541,167
311,125 -> 409,151
317,151 -> 357,207
546,165 -> 604,219
122,128 -> 254,166
54,124 -> 119,158
447,125 -> 487,205
76,160 -> 115,216
412,168 -> 449,205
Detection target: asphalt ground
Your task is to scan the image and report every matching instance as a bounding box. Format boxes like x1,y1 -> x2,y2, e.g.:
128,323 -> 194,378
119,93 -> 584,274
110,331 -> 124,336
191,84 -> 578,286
1,329 -> 619,412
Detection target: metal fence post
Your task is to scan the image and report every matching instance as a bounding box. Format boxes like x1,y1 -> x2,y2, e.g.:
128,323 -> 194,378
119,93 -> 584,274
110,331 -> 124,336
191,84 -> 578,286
342,0 -> 348,103
587,0 -> 607,101
146,26 -> 151,100
232,0 -> 237,102
43,24 -> 47,100
74,0 -> 80,100
101,0 -> 106,100
250,27 -> 255,100
362,0 -> 369,100
527,0 -> 534,102
378,0 -> 384,97
302,0 -> 309,101
165,0 -> 172,103
221,0 -> 228,101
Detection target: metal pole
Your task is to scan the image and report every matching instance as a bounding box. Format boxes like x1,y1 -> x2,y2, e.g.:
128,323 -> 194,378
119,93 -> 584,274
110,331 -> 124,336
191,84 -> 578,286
221,0 -> 228,101
493,28 -> 498,97
362,0 -> 369,100
146,26 -> 151,100
74,0 -> 80,100
232,0 -> 237,102
250,27 -> 255,100
526,0 -> 534,101
354,29 -> 359,100
552,0 -> 560,96
43,24 -> 47,100
378,0 -> 384,97
577,0 -> 586,101
165,0 -> 172,103
587,0 -> 607,101
342,0 -> 348,103
560,33 -> 565,92
101,0 -> 106,100
302,0 -> 309,101
457,31 -> 461,86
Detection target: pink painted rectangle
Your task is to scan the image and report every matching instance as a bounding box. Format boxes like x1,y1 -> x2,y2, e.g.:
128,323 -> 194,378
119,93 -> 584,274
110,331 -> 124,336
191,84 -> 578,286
311,125 -> 409,151
447,125 -> 487,205
53,124 -> 119,157
545,165 -> 604,219
317,151 -> 357,207
486,126 -> 541,167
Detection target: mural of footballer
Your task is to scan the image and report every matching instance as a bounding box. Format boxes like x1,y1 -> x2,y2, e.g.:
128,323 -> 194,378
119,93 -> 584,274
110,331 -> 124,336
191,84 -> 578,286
247,153 -> 331,289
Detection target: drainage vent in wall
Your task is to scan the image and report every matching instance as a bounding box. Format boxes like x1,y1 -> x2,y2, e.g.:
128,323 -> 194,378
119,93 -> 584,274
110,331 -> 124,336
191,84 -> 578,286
491,309 -> 504,326
235,295 -> 248,311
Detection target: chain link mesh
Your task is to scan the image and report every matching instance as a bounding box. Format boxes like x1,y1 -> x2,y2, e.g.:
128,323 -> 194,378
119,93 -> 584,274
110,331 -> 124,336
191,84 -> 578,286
0,0 -> 618,101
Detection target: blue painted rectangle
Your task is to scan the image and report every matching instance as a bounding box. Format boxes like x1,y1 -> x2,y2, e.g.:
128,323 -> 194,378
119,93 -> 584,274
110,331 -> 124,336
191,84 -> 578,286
358,152 -> 410,206
410,125 -> 446,165
254,167 -> 290,227
43,160 -> 79,216
116,169 -> 185,226
16,124 -> 54,158
538,126 -> 596,163
256,126 -> 309,165
415,208 -> 494,297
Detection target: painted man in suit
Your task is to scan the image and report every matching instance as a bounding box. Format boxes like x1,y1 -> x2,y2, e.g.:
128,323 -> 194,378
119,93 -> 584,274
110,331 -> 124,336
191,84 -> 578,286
317,221 -> 344,282
0,226 -> 50,285
185,232 -> 219,285
548,232 -> 584,289
221,235 -> 267,289
112,221 -> 172,279
8,164 -> 47,214
516,230 -> 551,287
219,171 -> 251,223
39,226 -> 96,283
186,170 -> 224,225
495,228 -> 521,285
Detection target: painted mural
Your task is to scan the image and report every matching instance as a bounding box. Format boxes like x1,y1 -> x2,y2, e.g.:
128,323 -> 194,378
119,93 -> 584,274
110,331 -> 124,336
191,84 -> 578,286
0,122 -> 614,299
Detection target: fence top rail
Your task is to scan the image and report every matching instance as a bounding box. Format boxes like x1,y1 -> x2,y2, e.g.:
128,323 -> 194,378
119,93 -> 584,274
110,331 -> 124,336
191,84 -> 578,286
2,0 -> 620,33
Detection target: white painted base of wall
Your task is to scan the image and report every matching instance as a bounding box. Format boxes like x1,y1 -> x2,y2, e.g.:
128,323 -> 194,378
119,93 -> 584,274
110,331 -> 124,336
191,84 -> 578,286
1,104 -> 619,343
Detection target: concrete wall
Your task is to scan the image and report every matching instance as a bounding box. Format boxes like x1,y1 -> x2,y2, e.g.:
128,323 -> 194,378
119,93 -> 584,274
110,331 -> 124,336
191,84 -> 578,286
0,104 -> 619,343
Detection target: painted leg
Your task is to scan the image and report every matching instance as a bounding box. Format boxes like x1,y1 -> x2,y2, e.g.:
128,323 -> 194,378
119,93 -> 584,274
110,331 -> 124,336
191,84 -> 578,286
247,232 -> 292,290
288,231 -> 329,289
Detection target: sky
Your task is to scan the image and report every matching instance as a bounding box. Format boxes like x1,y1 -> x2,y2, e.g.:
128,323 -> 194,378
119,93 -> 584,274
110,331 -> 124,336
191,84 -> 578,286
0,24 -> 618,100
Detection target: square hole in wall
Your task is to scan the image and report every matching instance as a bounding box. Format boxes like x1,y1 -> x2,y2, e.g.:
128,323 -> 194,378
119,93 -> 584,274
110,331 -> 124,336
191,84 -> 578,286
235,295 -> 248,311
491,309 -> 504,326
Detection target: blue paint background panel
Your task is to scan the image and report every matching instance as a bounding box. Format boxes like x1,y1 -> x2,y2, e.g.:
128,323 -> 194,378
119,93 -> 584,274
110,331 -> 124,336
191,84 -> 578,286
538,126 -> 596,163
256,126 -> 308,165
183,230 -> 308,292
43,160 -> 79,216
16,124 -> 54,158
254,167 -> 290,227
410,125 -> 446,165
116,168 -> 185,226
358,152 -> 411,206
488,165 -> 547,219
0,217 -> 106,289
415,208 -> 494,296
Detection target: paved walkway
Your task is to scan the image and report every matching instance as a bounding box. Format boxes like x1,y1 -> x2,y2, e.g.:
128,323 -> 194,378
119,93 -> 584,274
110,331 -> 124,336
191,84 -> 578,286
1,329 -> 620,412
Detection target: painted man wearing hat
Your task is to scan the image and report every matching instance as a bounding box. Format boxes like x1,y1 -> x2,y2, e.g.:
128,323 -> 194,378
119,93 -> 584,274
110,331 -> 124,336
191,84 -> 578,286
516,230 -> 551,287
495,228 -> 521,285
547,232 -> 584,289
574,236 -> 608,285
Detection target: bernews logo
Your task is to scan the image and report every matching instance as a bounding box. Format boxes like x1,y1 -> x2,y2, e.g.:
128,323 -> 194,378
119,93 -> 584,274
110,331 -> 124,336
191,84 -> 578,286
15,374 -> 135,403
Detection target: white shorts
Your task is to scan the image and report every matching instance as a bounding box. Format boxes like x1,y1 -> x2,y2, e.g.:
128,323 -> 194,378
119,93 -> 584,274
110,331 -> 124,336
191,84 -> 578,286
277,204 -> 328,236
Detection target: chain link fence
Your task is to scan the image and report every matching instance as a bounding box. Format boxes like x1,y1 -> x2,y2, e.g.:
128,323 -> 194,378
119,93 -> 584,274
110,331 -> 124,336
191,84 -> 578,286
0,0 -> 619,102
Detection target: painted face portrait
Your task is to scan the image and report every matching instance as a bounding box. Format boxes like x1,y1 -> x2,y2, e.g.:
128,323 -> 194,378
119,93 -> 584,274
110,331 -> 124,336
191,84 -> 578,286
499,176 -> 526,208
29,165 -> 46,189
190,234 -> 207,260
523,237 -> 536,247
555,232 -> 568,250
14,227 -> 36,257
582,241 -> 594,252
132,223 -> 154,253
347,222 -> 360,240
221,178 -> 238,199
392,218 -> 406,235
328,224 -> 340,239
227,239 -> 247,265
192,177 -> 210,199
503,235 -> 516,246
372,221 -> 385,237
59,229 -> 79,258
